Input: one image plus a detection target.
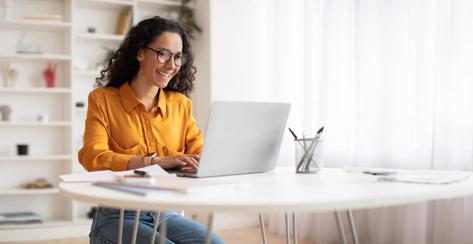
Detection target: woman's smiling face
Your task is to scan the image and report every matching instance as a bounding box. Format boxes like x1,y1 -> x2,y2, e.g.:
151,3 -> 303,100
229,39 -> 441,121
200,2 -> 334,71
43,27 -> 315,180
138,31 -> 183,89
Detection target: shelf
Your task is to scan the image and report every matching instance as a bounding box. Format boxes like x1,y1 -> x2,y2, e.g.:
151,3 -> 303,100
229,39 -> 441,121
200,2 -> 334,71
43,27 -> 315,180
75,107 -> 87,113
0,155 -> 72,161
75,69 -> 100,76
0,87 -> 71,94
0,121 -> 72,127
0,219 -> 79,230
76,32 -> 125,42
0,188 -> 60,196
138,0 -> 182,6
0,19 -> 71,31
78,0 -> 134,8
0,53 -> 71,61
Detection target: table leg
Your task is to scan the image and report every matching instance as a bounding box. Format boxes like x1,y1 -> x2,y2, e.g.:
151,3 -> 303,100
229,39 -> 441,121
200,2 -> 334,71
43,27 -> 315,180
347,209 -> 359,244
292,212 -> 298,244
131,209 -> 141,244
149,211 -> 161,244
159,211 -> 167,244
204,213 -> 214,244
285,213 -> 290,244
335,211 -> 347,244
258,213 -> 268,244
118,208 -> 124,244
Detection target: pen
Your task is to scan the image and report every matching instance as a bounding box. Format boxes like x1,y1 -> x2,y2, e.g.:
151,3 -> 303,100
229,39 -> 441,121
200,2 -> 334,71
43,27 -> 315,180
304,126 -> 324,170
288,128 -> 298,140
300,126 -> 325,172
289,127 -> 306,152
133,170 -> 149,177
297,132 -> 318,171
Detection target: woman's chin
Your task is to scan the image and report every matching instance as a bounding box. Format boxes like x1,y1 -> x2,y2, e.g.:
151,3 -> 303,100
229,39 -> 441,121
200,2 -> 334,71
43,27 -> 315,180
155,80 -> 170,89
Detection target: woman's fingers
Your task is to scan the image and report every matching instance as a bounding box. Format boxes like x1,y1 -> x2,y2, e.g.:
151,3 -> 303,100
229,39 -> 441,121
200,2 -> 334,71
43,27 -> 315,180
179,156 -> 199,169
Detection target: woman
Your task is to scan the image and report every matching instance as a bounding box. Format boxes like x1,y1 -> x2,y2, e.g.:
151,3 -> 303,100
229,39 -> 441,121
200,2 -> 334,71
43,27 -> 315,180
78,16 -> 224,244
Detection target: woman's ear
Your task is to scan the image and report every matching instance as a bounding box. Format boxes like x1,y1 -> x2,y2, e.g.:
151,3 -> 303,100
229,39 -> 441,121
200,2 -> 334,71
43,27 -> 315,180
136,49 -> 144,62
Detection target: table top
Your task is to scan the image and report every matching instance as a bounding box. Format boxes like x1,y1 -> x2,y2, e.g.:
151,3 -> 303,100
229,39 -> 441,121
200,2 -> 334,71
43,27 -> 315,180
59,167 -> 473,213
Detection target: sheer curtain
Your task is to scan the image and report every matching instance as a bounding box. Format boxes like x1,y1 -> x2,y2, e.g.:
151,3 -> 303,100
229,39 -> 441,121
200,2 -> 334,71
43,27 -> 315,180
210,0 -> 473,243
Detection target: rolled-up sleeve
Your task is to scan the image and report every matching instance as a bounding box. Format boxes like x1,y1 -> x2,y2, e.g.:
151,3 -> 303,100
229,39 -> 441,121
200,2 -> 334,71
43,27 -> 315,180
78,92 -> 134,171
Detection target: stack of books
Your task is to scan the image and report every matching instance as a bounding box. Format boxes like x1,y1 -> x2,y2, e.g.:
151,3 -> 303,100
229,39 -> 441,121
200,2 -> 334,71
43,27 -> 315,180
0,211 -> 42,225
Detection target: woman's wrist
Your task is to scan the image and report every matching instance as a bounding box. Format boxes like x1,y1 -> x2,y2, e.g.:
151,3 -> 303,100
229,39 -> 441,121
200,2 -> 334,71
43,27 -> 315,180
151,156 -> 161,166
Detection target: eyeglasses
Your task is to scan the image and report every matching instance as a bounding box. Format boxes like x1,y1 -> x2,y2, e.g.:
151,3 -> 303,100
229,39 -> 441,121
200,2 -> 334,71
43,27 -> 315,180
144,46 -> 189,67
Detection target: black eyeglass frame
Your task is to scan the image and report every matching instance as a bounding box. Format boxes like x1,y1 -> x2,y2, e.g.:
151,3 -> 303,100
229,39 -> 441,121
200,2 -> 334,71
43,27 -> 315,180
144,46 -> 189,67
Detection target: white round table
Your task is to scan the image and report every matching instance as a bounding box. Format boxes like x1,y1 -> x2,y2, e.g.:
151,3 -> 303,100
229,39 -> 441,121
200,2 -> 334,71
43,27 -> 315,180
60,167 -> 473,244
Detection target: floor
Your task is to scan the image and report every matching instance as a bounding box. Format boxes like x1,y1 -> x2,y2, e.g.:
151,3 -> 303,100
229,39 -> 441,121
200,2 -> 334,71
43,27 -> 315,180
13,226 -> 313,244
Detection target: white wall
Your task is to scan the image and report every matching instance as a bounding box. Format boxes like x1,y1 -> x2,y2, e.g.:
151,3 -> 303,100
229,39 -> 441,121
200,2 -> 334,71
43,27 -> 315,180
190,0 -> 259,230
190,0 -> 211,131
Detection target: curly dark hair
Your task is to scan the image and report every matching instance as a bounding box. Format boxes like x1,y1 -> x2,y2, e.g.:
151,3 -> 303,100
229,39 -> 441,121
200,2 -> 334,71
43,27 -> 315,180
96,16 -> 196,96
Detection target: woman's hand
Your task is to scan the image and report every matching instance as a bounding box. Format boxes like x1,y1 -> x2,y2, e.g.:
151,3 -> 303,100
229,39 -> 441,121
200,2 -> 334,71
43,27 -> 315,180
153,154 -> 200,170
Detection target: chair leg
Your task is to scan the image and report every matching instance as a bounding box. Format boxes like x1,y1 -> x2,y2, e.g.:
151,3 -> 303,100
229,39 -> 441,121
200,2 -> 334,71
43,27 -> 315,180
258,213 -> 268,244
131,209 -> 141,244
118,208 -> 124,244
204,213 -> 214,244
149,211 -> 160,244
335,211 -> 348,244
159,211 -> 167,244
347,209 -> 359,244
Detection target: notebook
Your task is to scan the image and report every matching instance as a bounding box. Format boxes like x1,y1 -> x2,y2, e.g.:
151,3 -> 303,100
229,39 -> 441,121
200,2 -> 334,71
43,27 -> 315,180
177,101 -> 290,178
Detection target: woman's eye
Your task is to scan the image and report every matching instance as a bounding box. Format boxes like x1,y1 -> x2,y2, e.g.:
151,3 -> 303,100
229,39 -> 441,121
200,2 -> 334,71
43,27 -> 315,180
158,51 -> 171,59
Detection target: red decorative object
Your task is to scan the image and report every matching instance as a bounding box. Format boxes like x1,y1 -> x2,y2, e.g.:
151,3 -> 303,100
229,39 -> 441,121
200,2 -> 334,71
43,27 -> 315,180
43,63 -> 57,88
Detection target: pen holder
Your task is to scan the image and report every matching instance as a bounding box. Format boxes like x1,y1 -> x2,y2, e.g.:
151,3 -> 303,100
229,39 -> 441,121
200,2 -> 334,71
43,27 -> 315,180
295,138 -> 323,173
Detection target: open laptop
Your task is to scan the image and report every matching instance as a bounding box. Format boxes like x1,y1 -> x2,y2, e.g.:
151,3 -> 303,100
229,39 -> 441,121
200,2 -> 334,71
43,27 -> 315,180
177,101 -> 291,178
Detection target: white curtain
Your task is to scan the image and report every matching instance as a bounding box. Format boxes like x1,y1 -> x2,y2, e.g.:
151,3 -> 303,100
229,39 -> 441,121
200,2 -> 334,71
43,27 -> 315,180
210,0 -> 473,243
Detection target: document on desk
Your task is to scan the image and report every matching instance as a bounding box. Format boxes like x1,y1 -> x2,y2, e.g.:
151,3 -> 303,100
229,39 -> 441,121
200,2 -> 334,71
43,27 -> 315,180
60,164 -> 174,183
377,172 -> 470,184
94,178 -> 248,195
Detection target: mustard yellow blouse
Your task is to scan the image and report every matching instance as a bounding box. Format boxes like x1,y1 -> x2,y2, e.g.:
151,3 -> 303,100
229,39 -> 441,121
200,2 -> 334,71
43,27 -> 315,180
78,82 -> 203,172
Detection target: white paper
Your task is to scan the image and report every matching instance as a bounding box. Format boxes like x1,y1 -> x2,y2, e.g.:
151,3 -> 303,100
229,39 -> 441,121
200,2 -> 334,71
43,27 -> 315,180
378,173 -> 470,184
60,164 -> 174,183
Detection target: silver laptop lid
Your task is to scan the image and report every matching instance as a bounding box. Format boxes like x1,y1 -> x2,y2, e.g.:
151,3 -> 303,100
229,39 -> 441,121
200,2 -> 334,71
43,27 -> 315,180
194,101 -> 291,177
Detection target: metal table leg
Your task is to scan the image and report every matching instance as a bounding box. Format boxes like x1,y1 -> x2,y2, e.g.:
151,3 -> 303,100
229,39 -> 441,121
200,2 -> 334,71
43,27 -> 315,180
118,208 -> 124,244
347,209 -> 359,244
292,212 -> 298,244
258,213 -> 268,244
159,211 -> 167,244
335,211 -> 348,244
131,209 -> 141,244
149,211 -> 161,244
204,213 -> 214,244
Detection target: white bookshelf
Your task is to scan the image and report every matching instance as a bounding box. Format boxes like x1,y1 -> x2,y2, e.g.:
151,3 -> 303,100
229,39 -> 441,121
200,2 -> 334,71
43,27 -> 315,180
0,121 -> 72,127
0,19 -> 72,30
0,188 -> 60,196
0,0 -> 184,241
0,154 -> 72,161
0,87 -> 71,94
0,53 -> 71,61
76,32 -> 125,42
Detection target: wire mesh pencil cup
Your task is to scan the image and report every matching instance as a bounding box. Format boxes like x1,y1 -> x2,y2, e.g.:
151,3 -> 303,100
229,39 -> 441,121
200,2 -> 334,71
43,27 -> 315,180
295,138 -> 323,173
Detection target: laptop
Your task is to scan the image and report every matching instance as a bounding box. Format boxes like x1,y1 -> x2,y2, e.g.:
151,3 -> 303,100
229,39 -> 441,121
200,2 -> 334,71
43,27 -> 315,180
177,101 -> 291,178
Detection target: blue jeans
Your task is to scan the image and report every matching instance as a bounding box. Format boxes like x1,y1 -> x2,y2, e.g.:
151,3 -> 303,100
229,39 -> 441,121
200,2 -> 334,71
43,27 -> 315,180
89,208 -> 224,244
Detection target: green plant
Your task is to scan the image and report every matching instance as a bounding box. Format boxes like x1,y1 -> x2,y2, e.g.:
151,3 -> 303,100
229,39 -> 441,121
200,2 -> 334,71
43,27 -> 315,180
178,0 -> 202,39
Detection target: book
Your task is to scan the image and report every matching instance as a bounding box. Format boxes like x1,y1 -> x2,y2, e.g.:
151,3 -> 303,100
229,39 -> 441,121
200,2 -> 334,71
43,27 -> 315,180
23,15 -> 63,22
94,177 -> 248,195
0,211 -> 42,225
115,8 -> 131,35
